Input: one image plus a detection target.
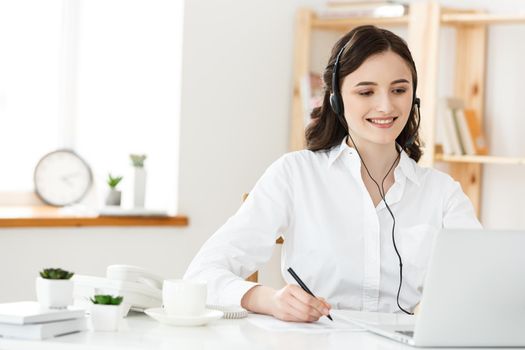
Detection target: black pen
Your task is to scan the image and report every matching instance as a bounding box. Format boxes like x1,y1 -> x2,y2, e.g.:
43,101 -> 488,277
287,267 -> 333,321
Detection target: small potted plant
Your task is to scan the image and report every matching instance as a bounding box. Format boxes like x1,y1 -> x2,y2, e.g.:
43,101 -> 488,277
90,295 -> 124,331
130,154 -> 147,208
36,268 -> 75,309
105,174 -> 123,206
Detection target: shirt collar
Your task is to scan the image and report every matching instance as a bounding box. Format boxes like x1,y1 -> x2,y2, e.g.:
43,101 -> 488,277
327,137 -> 352,167
327,137 -> 420,186
398,151 -> 420,186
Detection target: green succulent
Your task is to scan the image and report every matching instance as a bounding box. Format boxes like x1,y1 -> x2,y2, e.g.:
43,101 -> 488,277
107,174 -> 123,189
39,268 -> 74,280
90,295 -> 124,305
129,154 -> 147,167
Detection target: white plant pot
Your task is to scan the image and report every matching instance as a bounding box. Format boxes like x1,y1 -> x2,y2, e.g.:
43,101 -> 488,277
105,189 -> 121,206
90,304 -> 123,332
133,167 -> 146,208
35,277 -> 73,309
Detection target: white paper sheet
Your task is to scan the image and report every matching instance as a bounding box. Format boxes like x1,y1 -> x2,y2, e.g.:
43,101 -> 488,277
246,312 -> 365,333
333,310 -> 416,326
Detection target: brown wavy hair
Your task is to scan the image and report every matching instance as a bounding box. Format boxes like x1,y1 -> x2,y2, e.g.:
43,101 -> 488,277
305,25 -> 423,162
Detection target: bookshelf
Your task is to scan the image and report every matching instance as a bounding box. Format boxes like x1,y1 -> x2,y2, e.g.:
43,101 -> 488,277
289,2 -> 525,217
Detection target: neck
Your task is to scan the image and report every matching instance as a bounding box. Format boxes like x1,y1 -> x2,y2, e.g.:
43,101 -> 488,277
347,136 -> 400,181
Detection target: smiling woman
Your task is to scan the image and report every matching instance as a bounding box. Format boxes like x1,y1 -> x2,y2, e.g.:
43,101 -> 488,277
184,25 -> 481,322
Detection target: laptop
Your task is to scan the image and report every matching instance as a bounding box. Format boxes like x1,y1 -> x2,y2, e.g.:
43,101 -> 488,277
346,229 -> 525,347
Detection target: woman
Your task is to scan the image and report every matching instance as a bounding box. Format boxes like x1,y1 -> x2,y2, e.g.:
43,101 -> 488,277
184,25 -> 481,322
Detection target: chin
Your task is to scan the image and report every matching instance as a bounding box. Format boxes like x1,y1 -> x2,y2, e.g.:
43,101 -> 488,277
371,130 -> 404,145
368,136 -> 398,146
349,130 -> 399,147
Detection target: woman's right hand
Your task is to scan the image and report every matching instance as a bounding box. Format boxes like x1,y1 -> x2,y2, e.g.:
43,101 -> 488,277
241,284 -> 331,322
270,284 -> 332,322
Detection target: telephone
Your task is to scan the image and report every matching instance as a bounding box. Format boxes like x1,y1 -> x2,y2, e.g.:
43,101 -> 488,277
106,265 -> 163,290
73,265 -> 163,316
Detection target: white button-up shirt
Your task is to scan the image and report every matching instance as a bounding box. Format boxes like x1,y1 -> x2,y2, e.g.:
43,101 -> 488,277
184,138 -> 482,313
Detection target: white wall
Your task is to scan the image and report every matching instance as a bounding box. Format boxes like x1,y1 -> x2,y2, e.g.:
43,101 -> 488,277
1,0 -> 525,302
0,0 -> 322,302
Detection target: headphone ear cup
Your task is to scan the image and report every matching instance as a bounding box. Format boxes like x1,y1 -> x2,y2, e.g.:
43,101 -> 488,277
330,93 -> 342,116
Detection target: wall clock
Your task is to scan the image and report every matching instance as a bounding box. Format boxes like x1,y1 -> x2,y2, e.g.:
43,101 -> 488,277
34,149 -> 93,207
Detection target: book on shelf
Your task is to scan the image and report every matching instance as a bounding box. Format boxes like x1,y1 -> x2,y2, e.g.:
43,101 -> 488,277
454,109 -> 476,155
437,98 -> 489,156
439,105 -> 463,155
451,109 -> 467,155
0,316 -> 86,340
435,107 -> 452,155
0,301 -> 85,325
463,109 -> 489,155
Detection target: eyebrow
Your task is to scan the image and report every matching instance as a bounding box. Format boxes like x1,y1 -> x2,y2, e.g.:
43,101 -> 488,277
354,79 -> 410,87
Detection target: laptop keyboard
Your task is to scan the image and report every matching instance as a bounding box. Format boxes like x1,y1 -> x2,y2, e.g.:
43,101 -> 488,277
396,330 -> 414,338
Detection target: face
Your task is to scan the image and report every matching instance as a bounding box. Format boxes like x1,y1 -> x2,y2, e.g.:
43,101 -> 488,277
340,50 -> 414,149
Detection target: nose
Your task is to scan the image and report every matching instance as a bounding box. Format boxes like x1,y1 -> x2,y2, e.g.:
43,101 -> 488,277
375,92 -> 394,114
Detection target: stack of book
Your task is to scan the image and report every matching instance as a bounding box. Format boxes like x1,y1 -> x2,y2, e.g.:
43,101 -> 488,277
437,98 -> 489,156
0,301 -> 86,340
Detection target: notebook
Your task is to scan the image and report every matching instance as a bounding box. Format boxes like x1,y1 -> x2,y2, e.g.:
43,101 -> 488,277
0,301 -> 85,325
0,317 -> 86,340
206,304 -> 248,319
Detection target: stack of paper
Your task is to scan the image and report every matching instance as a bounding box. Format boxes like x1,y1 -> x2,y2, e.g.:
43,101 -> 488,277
98,207 -> 169,217
0,301 -> 86,340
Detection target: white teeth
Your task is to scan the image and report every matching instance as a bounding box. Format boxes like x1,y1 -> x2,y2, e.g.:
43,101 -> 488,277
369,118 -> 394,124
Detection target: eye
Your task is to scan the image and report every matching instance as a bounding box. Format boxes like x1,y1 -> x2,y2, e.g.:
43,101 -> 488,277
392,88 -> 407,94
358,91 -> 373,96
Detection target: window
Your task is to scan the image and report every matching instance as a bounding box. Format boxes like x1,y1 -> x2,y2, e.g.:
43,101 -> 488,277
0,0 -> 184,213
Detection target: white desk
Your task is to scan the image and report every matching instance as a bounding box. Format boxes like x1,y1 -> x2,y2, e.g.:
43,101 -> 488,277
0,312 -> 522,350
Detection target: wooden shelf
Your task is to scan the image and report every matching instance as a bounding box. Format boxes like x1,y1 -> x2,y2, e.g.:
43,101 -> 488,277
441,13 -> 525,25
291,4 -> 525,218
0,206 -> 189,228
312,16 -> 409,30
309,12 -> 525,31
435,154 -> 525,165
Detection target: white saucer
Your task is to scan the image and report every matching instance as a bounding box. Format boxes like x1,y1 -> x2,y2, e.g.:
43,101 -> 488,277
144,308 -> 224,327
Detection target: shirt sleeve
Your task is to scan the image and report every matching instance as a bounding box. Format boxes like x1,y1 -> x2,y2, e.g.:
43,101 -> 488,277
183,155 -> 293,306
442,179 -> 482,229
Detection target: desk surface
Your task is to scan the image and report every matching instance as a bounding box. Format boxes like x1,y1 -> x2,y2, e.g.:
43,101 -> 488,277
0,312 -> 521,350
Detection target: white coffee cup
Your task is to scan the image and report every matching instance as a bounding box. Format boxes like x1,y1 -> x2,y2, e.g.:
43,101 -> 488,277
162,279 -> 207,317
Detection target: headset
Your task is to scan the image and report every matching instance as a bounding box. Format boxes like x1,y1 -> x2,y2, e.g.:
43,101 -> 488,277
329,40 -> 421,315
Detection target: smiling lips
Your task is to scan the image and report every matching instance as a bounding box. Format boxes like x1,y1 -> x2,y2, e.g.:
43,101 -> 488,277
366,117 -> 398,128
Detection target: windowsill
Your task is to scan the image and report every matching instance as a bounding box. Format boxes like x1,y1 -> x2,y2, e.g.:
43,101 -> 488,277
0,206 -> 189,228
